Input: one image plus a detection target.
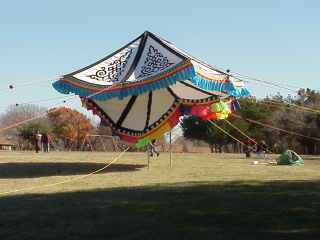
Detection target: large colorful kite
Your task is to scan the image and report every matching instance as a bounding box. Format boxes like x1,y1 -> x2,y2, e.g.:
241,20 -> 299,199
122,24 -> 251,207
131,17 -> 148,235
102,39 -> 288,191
53,31 -> 250,144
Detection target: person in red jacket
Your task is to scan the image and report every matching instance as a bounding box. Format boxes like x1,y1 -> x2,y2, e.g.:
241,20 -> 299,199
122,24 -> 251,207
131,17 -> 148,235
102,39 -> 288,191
244,138 -> 256,158
47,134 -> 52,152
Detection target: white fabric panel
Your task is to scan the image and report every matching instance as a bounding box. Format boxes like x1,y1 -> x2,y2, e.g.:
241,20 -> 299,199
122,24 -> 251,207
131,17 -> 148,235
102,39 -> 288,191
170,82 -> 212,99
191,60 -> 226,80
72,39 -> 141,85
149,88 -> 175,125
121,93 -> 149,131
156,35 -> 228,80
171,81 -> 227,99
127,36 -> 184,82
158,36 -> 192,59
94,96 -> 132,123
229,76 -> 245,88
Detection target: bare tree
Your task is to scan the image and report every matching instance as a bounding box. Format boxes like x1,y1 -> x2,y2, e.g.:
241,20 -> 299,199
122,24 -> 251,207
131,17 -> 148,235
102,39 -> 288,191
0,104 -> 47,127
0,104 -> 49,149
269,91 -> 320,154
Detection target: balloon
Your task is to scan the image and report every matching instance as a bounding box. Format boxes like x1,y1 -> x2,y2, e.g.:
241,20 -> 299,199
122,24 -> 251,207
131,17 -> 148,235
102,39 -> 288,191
190,104 -> 211,117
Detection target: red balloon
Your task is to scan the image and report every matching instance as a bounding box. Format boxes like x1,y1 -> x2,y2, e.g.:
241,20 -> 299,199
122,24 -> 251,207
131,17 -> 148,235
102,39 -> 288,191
190,104 -> 211,117
201,113 -> 217,120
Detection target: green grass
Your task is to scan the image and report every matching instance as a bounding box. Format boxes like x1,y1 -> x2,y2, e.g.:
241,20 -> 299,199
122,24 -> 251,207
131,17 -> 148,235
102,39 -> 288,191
1,151 -> 320,239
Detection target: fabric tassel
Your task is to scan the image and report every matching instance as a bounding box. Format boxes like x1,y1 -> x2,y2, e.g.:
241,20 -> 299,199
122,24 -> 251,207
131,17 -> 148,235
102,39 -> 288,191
52,64 -> 195,101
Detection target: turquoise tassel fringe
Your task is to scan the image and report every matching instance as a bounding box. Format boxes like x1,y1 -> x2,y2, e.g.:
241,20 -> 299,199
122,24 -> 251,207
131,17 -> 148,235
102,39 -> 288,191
53,65 -> 195,101
52,64 -> 250,100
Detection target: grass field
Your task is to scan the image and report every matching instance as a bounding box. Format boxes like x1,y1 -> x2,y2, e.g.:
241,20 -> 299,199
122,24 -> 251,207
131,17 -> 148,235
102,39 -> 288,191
1,151 -> 320,239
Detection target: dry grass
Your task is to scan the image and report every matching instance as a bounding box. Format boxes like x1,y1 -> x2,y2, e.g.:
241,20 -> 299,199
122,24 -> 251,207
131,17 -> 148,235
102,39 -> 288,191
1,151 -> 320,195
1,151 -> 320,239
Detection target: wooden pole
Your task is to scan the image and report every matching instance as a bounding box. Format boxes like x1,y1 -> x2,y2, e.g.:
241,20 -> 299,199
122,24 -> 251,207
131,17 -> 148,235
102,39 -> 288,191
111,137 -> 118,152
147,148 -> 150,170
169,131 -> 172,168
80,135 -> 87,151
88,137 -> 94,151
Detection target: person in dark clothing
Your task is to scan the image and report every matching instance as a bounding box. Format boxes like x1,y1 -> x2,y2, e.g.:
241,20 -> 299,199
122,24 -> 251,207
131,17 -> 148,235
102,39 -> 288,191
244,138 -> 256,158
41,133 -> 49,152
244,144 -> 253,158
256,140 -> 268,159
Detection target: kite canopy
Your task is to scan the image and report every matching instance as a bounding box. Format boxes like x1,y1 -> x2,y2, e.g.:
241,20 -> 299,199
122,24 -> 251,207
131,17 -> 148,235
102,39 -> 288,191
53,31 -> 249,100
53,31 -> 249,143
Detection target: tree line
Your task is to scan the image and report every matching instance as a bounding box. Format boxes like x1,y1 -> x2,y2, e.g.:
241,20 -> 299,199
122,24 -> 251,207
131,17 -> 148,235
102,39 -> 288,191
0,105 -> 98,151
181,89 -> 320,155
0,89 -> 319,154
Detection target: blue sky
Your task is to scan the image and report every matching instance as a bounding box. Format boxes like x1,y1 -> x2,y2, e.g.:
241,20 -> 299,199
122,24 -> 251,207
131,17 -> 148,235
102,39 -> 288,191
1,0 -> 319,114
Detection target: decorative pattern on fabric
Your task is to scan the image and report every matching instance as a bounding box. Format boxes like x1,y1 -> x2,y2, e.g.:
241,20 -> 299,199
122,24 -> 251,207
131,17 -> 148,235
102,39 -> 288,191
53,62 -> 194,101
87,49 -> 132,83
70,38 -> 141,86
137,45 -> 174,78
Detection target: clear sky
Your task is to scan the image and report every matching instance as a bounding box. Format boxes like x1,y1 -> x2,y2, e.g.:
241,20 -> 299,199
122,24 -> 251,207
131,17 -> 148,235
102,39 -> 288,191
1,0 -> 319,114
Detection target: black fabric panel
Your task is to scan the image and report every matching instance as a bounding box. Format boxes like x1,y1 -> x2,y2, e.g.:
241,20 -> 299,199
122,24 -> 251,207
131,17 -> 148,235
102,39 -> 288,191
116,95 -> 138,127
122,32 -> 149,81
144,92 -> 153,129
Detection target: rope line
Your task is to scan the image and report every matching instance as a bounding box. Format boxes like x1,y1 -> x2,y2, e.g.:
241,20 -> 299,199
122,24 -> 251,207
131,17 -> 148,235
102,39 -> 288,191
242,100 -> 320,120
208,120 -> 245,145
263,100 -> 320,115
223,119 -> 256,144
16,96 -> 75,106
232,73 -> 301,89
224,119 -> 275,153
0,78 -> 59,92
0,96 -> 75,110
0,147 -> 130,197
241,78 -> 296,93
0,96 -> 78,132
231,113 -> 320,142
0,76 -> 125,132
230,71 -> 302,94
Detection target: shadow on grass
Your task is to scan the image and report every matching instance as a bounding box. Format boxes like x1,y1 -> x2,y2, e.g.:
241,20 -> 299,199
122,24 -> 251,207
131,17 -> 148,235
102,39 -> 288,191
0,162 -> 146,178
1,180 -> 320,240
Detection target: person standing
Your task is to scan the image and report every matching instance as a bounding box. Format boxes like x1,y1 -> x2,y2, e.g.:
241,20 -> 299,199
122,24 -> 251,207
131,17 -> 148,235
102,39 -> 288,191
148,140 -> 160,157
244,138 -> 256,158
42,133 -> 49,152
256,140 -> 268,159
35,132 -> 42,153
47,134 -> 52,152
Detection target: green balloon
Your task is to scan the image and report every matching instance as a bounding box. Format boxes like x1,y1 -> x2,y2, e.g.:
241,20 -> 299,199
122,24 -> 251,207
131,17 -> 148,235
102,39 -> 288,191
135,137 -> 151,148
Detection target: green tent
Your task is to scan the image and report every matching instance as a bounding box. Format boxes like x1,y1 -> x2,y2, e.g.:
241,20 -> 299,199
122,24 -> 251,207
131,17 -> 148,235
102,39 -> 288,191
277,150 -> 304,165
